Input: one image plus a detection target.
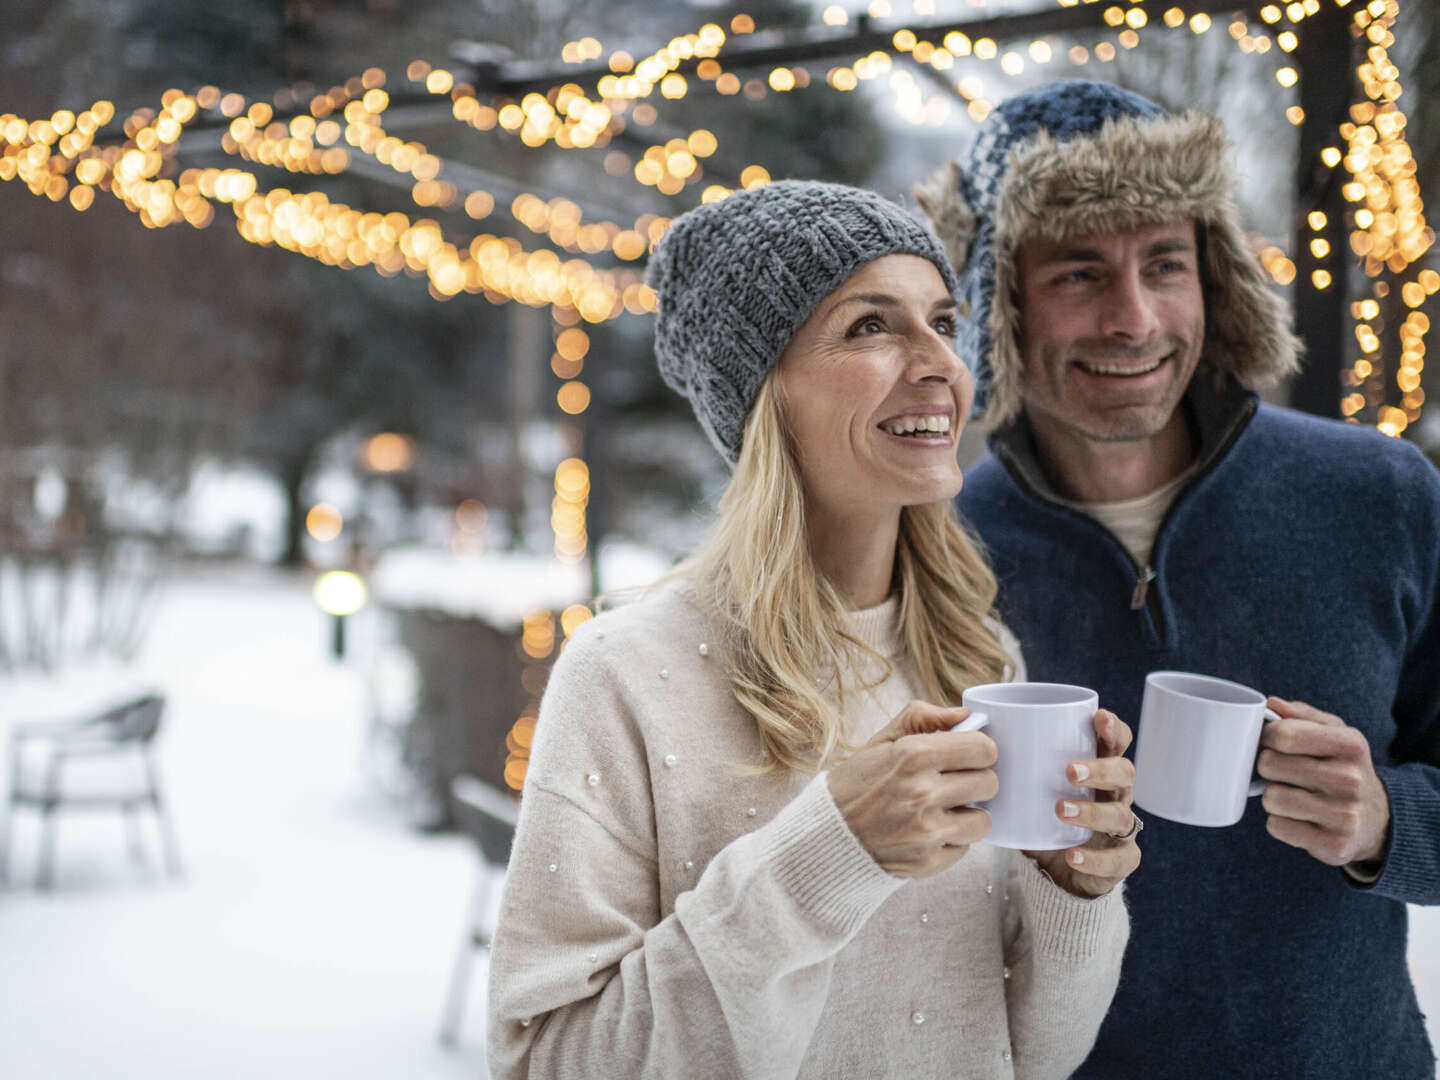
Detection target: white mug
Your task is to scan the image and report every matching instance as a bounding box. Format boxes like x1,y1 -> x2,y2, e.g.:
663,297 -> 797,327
1132,671 -> 1280,827
951,682 -> 1098,850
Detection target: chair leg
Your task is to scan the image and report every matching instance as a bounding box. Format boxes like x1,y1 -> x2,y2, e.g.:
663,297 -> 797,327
36,801 -> 58,891
122,804 -> 147,866
145,755 -> 183,880
438,867 -> 495,1047
0,798 -> 12,888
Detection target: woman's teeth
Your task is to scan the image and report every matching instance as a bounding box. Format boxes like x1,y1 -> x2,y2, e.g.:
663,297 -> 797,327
881,415 -> 950,437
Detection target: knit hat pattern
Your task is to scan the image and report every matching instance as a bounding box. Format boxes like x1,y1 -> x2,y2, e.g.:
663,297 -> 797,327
647,180 -> 960,464
914,80 -> 1301,426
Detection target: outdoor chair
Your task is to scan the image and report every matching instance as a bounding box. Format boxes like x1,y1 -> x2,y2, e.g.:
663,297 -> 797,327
0,692 -> 182,890
438,774 -> 518,1047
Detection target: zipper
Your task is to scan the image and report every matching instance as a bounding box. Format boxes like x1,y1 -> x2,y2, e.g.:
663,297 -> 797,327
1129,565 -> 1157,611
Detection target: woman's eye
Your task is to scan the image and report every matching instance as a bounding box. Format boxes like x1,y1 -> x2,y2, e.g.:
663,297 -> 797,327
847,315 -> 886,337
934,317 -> 956,337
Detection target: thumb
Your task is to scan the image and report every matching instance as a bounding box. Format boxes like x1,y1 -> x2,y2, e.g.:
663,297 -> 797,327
871,702 -> 972,745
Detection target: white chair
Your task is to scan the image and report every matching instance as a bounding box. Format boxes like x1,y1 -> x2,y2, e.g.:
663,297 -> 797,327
438,775 -> 518,1046
1,693 -> 181,889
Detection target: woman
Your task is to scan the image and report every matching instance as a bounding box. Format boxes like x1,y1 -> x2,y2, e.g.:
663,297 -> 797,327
486,181 -> 1140,1079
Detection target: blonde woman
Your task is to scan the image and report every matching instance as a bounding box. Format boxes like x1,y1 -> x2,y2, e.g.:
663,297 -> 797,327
486,181 -> 1140,1079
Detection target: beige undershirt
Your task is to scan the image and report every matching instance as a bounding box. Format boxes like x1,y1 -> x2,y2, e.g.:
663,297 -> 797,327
1056,469 -> 1193,570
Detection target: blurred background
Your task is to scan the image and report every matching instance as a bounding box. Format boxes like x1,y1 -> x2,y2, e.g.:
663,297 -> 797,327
0,0 -> 1436,1076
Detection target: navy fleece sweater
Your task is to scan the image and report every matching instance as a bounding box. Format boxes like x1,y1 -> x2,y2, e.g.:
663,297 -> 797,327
961,383 -> 1440,1078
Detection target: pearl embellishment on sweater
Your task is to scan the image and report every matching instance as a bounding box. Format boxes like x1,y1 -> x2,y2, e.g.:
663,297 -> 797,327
589,952 -> 598,964
684,859 -> 694,870
1002,1049 -> 1013,1062
659,668 -> 670,679
911,1012 -> 925,1025
746,807 -> 757,817
698,643 -> 709,657
1003,966 -> 1011,980
547,863 -> 558,873
984,884 -> 994,895
919,912 -> 929,924
587,772 -> 600,786
664,753 -> 677,768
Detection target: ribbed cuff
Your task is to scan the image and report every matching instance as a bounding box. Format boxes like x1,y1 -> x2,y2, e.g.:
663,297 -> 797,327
762,773 -> 905,937
1364,765 -> 1440,904
1016,856 -> 1126,963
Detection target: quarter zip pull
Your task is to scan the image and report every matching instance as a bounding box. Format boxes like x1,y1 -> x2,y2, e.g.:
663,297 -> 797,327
1130,565 -> 1157,611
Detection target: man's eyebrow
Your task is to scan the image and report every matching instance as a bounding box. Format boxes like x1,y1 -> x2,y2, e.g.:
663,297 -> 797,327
824,293 -> 958,317
1039,238 -> 1195,266
1144,239 -> 1195,257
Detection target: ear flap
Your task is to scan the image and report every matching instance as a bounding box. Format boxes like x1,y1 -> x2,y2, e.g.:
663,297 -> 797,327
913,161 -> 977,273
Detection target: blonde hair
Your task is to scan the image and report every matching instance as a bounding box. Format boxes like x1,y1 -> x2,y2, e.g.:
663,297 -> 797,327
676,372 -> 1011,774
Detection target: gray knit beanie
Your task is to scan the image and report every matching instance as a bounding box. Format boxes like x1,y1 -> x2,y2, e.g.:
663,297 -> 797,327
647,180 -> 961,465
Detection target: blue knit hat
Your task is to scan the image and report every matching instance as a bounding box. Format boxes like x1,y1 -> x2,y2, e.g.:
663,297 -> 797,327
647,180 -> 959,464
915,80 -> 1300,425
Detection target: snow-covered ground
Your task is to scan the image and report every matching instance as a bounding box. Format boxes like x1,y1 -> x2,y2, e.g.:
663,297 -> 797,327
0,566 -> 491,1079
0,564 -> 1436,1079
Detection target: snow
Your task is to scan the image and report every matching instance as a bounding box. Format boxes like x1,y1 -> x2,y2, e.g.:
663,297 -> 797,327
0,567 -> 492,1079
0,564 -> 1436,1079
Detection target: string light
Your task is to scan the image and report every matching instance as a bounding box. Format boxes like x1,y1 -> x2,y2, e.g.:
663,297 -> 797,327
553,458 -> 590,562
1333,0 -> 1433,435
3,0 -> 1433,435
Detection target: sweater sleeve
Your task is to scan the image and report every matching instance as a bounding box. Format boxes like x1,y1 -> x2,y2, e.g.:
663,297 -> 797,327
1001,851 -> 1130,1079
1354,445 -> 1440,905
485,630 -> 904,1080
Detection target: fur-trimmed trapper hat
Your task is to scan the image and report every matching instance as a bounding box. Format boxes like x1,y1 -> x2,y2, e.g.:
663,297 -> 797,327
914,79 -> 1302,426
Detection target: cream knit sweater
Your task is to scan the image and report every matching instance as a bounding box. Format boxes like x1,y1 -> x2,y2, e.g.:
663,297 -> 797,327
486,583 -> 1129,1079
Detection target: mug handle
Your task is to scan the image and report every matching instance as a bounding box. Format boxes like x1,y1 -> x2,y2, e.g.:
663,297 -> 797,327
1247,706 -> 1283,797
950,711 -> 989,734
951,712 -> 991,811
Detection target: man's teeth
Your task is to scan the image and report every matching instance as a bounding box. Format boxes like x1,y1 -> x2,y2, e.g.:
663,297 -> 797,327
882,414 -> 951,436
1076,358 -> 1164,376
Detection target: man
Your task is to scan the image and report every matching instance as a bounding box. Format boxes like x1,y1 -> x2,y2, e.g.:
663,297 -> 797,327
918,80 -> 1440,1077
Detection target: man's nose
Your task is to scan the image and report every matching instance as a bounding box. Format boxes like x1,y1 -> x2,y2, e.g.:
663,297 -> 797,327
1097,267 -> 1161,341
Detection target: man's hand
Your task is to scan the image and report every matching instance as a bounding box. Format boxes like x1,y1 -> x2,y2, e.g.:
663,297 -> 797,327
1024,709 -> 1142,899
1257,697 -> 1391,867
828,701 -> 997,879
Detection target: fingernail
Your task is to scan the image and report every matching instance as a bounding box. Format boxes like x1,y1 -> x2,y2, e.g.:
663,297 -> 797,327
1061,801 -> 1080,818
1070,850 -> 1085,866
1071,763 -> 1090,782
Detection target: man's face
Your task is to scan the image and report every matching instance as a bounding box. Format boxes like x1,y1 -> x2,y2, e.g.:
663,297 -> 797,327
1016,221 -> 1205,446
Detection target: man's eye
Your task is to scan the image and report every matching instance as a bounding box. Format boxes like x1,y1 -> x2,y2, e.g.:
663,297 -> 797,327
1155,259 -> 1186,275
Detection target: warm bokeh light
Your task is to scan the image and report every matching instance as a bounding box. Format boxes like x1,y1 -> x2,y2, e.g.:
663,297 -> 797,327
362,432 -> 415,472
305,503 -> 344,543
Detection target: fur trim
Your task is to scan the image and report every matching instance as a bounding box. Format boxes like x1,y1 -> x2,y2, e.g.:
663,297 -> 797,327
979,110 -> 1302,428
913,161 -> 977,272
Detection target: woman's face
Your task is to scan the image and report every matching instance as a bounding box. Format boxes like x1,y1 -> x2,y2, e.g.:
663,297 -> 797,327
775,254 -> 972,525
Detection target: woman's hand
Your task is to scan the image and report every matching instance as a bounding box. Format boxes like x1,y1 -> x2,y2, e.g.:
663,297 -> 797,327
1024,709 -> 1142,898
827,700 -> 996,879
